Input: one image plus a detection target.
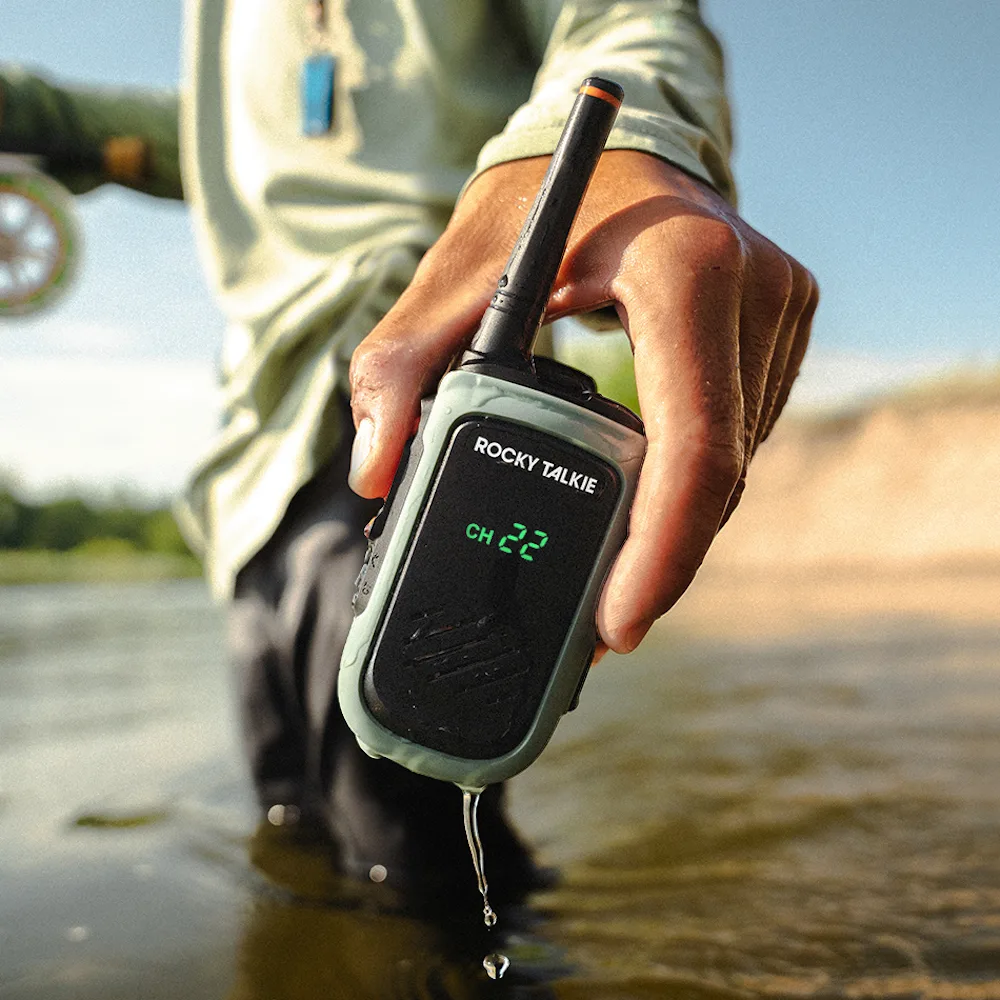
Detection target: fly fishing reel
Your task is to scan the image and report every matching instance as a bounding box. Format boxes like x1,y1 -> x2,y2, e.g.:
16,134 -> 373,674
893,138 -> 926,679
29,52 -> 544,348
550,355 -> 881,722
0,156 -> 80,317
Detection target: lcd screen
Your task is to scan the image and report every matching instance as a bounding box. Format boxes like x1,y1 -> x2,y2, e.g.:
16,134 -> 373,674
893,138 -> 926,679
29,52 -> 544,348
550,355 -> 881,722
364,416 -> 621,759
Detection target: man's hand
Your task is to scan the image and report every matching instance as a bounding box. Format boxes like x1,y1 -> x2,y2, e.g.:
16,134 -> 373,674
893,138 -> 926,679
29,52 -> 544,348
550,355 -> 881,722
347,150 -> 817,654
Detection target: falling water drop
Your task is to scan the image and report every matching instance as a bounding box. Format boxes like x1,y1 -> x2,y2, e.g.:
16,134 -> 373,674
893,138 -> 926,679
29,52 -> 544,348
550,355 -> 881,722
483,952 -> 510,980
462,789 -> 496,928
461,788 -> 511,979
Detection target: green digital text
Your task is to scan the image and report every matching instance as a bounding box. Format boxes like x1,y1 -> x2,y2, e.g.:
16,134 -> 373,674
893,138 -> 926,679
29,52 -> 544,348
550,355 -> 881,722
465,521 -> 548,562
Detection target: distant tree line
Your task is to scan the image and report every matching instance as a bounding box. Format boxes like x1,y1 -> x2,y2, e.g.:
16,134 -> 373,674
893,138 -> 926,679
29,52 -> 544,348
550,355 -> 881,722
0,487 -> 193,557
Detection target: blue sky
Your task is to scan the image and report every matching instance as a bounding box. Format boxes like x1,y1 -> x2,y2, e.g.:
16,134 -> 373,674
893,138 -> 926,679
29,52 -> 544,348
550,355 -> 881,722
1,0 -> 998,497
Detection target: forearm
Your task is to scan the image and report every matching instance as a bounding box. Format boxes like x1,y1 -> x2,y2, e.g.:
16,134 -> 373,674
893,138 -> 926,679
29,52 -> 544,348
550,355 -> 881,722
0,66 -> 183,199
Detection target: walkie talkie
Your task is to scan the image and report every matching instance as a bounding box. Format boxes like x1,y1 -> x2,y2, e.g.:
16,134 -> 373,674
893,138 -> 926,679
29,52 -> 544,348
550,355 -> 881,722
339,78 -> 646,790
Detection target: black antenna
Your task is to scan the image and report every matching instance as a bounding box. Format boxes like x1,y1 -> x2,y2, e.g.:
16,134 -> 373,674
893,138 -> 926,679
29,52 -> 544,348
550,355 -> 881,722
461,77 -> 623,374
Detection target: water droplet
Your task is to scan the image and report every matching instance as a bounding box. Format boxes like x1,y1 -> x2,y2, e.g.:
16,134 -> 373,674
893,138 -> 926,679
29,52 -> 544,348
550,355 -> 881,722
462,790 -> 499,928
368,864 -> 388,883
266,803 -> 300,827
66,926 -> 89,942
483,952 -> 509,980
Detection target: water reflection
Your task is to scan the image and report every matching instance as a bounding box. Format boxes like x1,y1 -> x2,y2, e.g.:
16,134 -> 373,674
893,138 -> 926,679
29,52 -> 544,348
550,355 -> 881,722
233,820 -> 560,999
2,581 -> 999,998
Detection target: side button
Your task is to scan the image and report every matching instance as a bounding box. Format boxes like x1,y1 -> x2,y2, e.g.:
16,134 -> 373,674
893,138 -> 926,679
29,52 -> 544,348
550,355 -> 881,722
352,543 -> 381,615
566,653 -> 594,713
349,400 -> 430,618
366,503 -> 389,541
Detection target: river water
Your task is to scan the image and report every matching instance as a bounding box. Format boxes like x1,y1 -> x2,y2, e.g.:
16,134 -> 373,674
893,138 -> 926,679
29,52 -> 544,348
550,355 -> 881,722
1,579 -> 999,998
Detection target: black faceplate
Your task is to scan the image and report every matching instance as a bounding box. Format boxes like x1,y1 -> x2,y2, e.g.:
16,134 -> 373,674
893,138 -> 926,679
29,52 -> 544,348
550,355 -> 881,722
363,417 -> 621,760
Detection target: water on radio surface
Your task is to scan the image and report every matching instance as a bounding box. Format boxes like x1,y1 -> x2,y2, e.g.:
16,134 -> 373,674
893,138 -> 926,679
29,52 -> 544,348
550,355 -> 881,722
2,577 -> 999,998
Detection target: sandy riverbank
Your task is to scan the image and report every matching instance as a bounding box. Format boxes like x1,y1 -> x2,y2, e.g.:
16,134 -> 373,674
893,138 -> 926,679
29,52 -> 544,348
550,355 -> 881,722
657,372 -> 1000,641
665,561 -> 1000,642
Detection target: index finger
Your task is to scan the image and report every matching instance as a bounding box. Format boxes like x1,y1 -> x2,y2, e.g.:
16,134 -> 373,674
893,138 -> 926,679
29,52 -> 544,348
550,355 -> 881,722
596,251 -> 745,653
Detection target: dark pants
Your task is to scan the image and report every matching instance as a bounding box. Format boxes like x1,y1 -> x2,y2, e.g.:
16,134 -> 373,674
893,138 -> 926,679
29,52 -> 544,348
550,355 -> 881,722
229,409 -> 539,893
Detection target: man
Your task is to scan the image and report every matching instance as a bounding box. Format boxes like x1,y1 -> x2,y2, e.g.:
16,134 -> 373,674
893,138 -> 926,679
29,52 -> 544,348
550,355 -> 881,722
0,1 -> 816,893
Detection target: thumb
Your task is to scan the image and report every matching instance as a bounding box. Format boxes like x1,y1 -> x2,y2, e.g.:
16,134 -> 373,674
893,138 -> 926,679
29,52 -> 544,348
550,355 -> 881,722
346,254 -> 499,499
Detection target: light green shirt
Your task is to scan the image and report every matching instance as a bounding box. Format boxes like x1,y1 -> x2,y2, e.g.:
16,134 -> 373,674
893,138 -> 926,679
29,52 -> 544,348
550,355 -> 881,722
175,0 -> 736,598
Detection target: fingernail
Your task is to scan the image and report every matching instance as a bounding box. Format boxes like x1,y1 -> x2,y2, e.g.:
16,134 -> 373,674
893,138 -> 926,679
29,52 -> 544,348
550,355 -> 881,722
622,619 -> 653,653
348,418 -> 374,493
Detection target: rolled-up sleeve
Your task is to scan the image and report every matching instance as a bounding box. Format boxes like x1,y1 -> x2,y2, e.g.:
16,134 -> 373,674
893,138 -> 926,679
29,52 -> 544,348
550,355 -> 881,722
473,0 -> 736,206
0,66 -> 182,199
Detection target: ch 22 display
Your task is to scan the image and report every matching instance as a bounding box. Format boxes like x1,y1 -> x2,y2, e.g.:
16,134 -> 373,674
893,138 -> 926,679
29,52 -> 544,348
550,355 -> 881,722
464,521 -> 549,562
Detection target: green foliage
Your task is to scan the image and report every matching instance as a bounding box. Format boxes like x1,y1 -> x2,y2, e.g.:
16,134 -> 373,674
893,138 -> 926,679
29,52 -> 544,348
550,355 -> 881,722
0,549 -> 201,586
27,498 -> 101,551
555,325 -> 641,416
0,487 -> 193,558
93,506 -> 147,548
141,509 -> 193,556
0,490 -> 21,548
71,537 -> 141,557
